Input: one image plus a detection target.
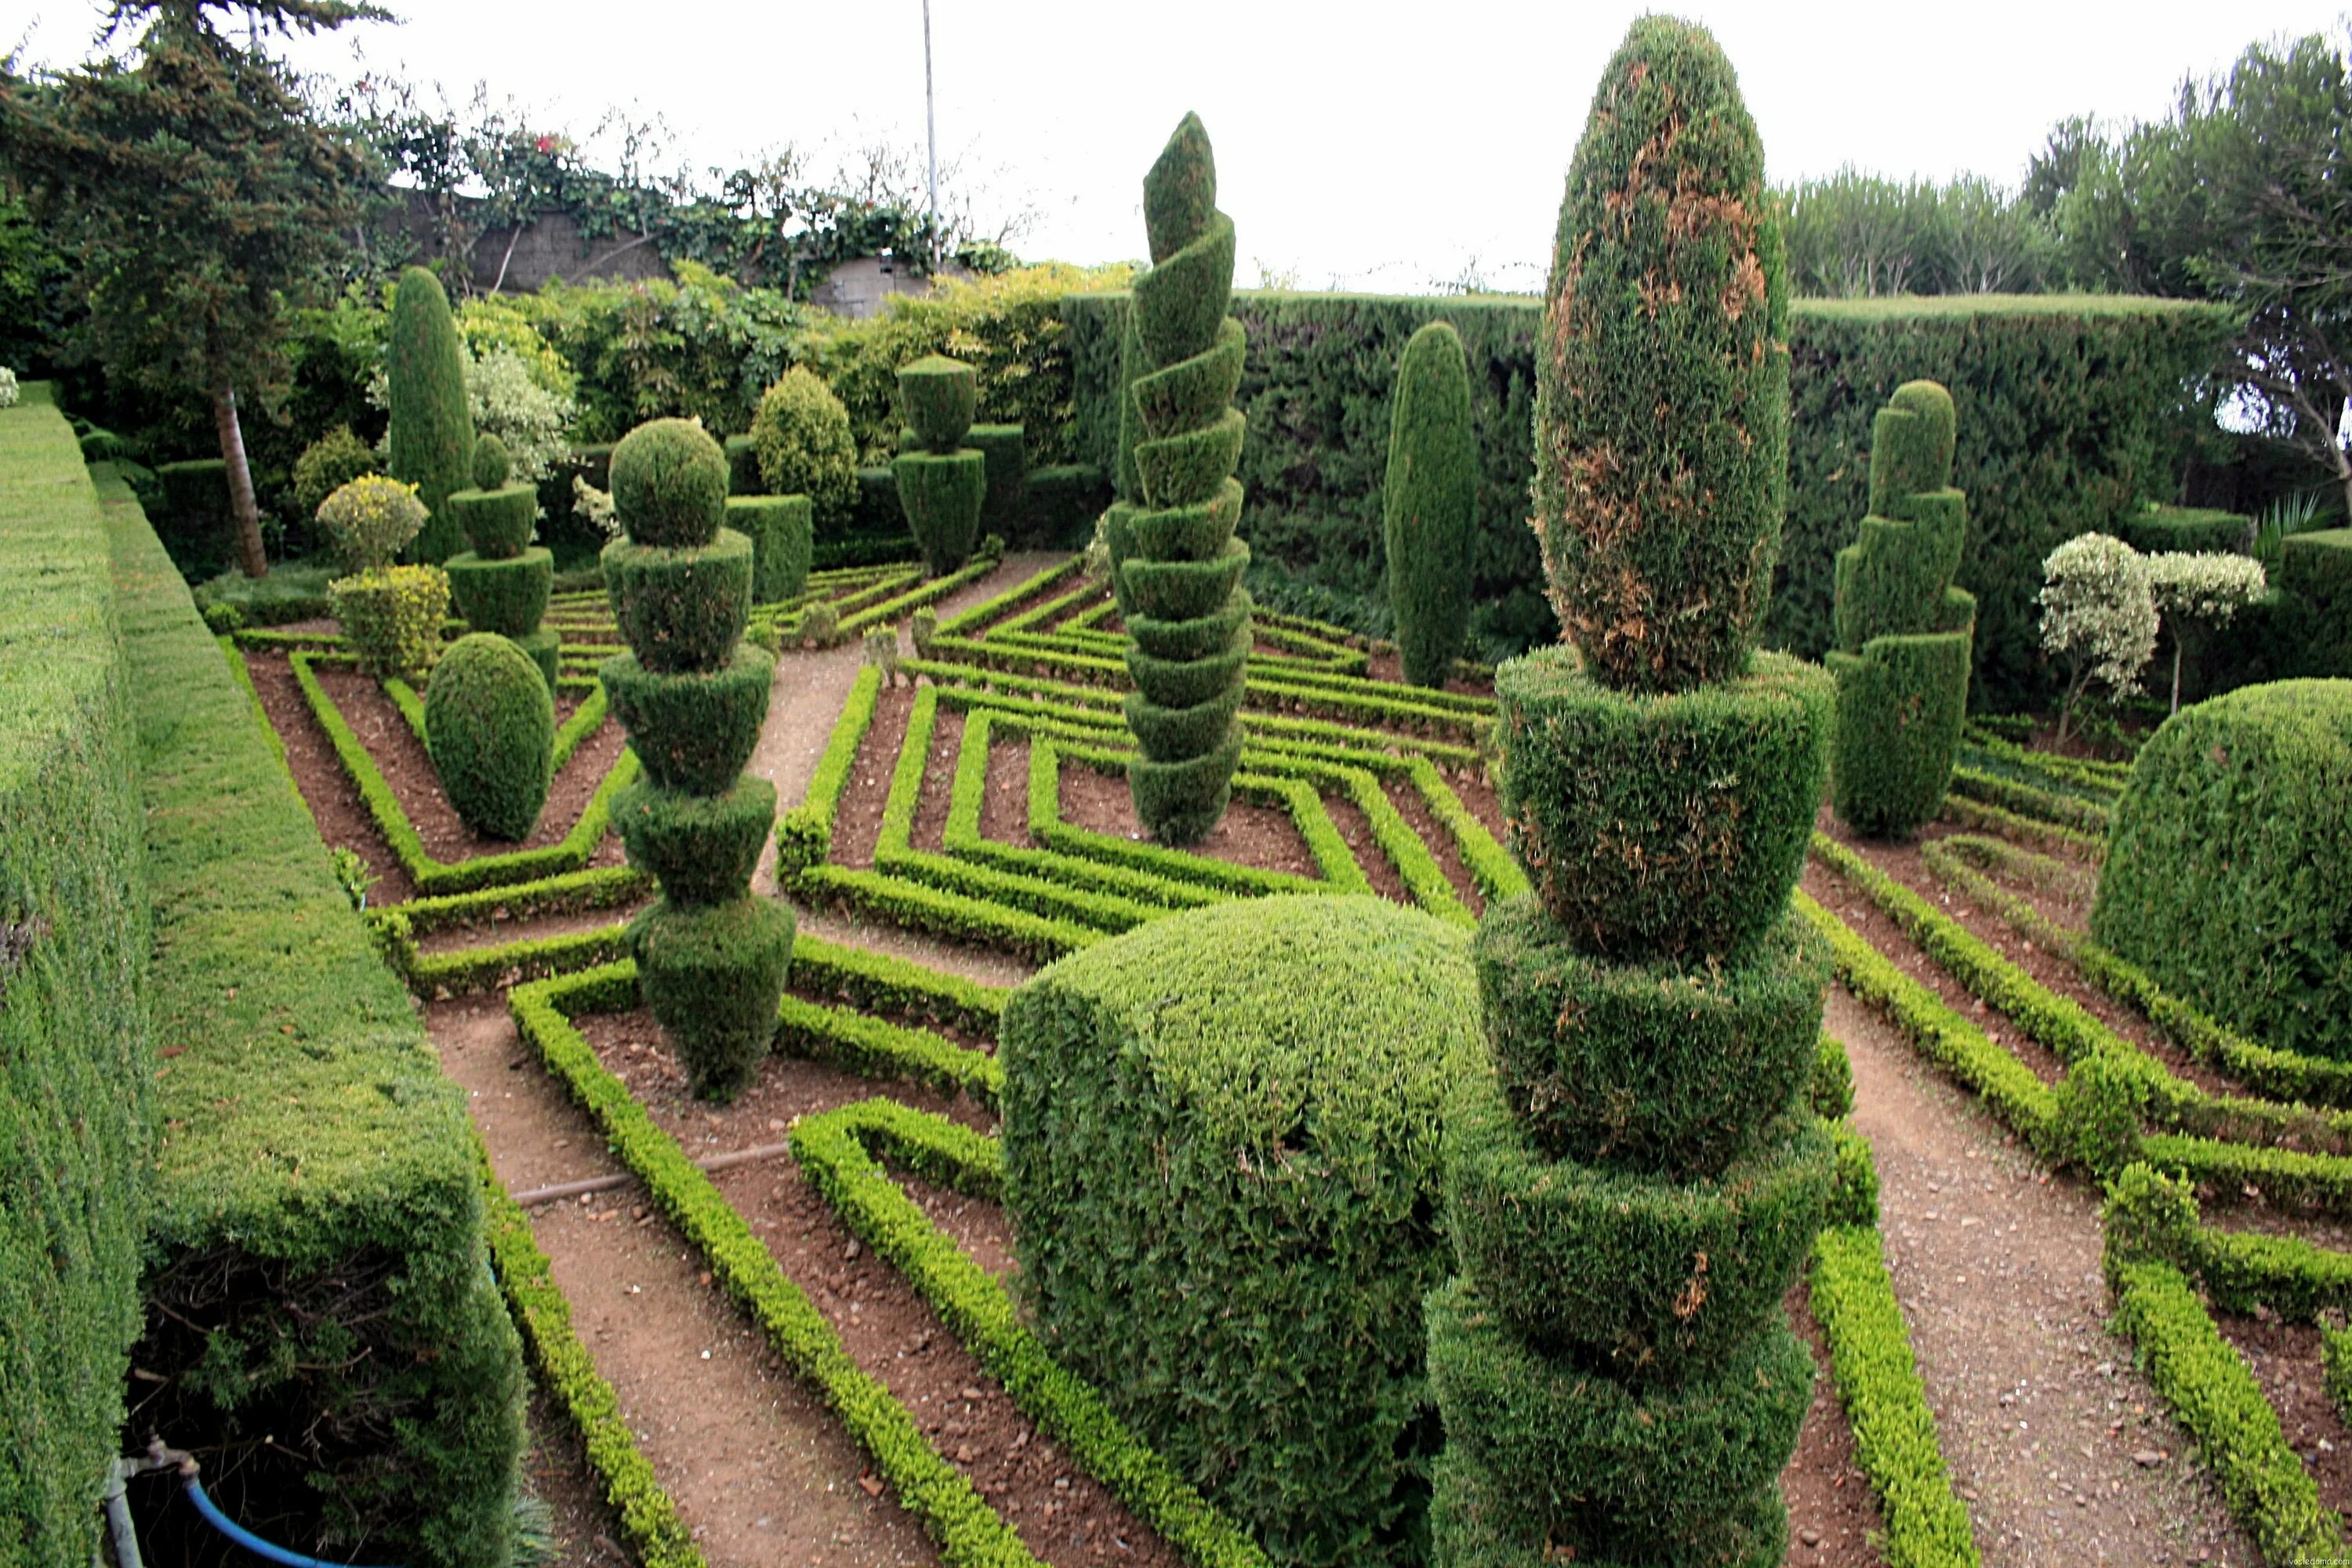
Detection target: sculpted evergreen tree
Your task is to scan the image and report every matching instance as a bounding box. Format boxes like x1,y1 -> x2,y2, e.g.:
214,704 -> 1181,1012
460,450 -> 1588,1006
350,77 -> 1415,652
1432,20 -> 1835,1566
0,0 -> 379,579
1385,320 -> 1478,687
389,266 -> 478,563
1117,114 -> 1252,844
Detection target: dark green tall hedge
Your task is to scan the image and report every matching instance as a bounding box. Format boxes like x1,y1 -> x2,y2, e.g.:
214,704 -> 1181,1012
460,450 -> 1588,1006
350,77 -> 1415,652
601,418 -> 793,1099
1063,291 -> 2227,706
1435,23 -> 1831,1567
1827,380 -> 1976,837
387,267 -> 477,564
0,400 -> 152,1568
2092,679 -> 2352,1062
1385,321 -> 1476,687
1003,896 -> 1479,1568
1119,113 -> 1251,844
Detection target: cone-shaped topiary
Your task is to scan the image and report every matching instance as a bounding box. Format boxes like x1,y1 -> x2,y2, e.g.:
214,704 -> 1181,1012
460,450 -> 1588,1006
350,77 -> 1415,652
1118,113 -> 1250,845
892,355 -> 987,575
387,266 -> 477,563
1385,321 -> 1478,688
1531,21 -> 1789,696
1435,22 -> 1829,1568
425,632 -> 554,841
1828,380 -> 1976,837
600,416 -> 793,1101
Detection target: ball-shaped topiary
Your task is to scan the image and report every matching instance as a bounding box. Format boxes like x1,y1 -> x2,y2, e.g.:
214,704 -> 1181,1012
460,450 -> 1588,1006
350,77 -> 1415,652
751,368 -> 859,531
473,431 -> 512,492
424,632 -> 554,841
609,419 -> 730,549
1384,320 -> 1478,688
1532,17 -> 1789,695
387,266 -> 477,563
294,426 -> 378,522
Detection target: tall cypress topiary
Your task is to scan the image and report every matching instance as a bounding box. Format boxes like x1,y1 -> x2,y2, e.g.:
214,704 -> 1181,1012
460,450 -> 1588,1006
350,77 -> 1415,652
1385,321 -> 1477,688
387,266 -> 476,564
601,418 -> 794,1101
1432,21 -> 1833,1568
445,432 -> 560,688
1119,113 -> 1251,845
1828,381 -> 1976,837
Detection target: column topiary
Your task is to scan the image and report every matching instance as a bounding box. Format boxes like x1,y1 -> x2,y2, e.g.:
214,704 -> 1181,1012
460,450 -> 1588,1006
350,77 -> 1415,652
425,631 -> 554,840
891,354 -> 988,575
445,431 -> 561,688
1385,320 -> 1477,688
1827,380 -> 1976,837
387,266 -> 476,564
1119,113 -> 1250,845
1433,20 -> 1833,1568
600,417 -> 793,1101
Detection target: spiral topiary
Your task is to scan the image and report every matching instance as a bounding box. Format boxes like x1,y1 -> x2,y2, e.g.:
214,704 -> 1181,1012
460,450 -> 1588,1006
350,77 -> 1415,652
1433,22 -> 1831,1568
891,356 -> 987,574
1385,321 -> 1477,688
1118,113 -> 1250,846
425,632 -> 554,841
601,416 -> 792,1101
1828,380 -> 1976,837
387,266 -> 477,564
446,425 -> 556,686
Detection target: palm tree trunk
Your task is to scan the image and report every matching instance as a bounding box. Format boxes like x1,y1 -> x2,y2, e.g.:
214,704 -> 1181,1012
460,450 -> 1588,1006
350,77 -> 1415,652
211,376 -> 268,579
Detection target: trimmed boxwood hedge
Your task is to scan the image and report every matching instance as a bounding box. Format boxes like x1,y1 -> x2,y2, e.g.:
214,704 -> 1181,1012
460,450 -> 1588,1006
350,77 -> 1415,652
1001,895 -> 1480,1568
2092,680 -> 2352,1062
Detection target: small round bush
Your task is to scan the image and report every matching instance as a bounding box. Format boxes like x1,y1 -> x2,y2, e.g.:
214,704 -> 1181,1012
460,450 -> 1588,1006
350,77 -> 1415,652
424,632 -> 554,840
609,418 -> 729,549
317,474 -> 429,573
750,368 -> 859,530
473,431 -> 512,492
293,426 -> 379,522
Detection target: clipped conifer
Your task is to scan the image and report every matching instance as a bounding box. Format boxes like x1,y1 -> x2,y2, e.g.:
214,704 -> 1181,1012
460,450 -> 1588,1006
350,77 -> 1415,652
891,355 -> 988,574
601,416 -> 793,1100
1828,380 -> 1976,837
1433,22 -> 1832,1568
1118,113 -> 1250,845
1385,320 -> 1477,688
387,266 -> 476,563
445,419 -> 557,686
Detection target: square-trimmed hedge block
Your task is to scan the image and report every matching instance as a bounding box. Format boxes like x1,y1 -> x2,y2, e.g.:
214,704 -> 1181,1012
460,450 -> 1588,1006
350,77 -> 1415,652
2122,504 -> 2252,557
727,495 -> 815,604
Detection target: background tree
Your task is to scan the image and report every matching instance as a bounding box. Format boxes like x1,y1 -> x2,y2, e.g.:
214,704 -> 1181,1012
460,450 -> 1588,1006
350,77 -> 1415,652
0,0 -> 381,578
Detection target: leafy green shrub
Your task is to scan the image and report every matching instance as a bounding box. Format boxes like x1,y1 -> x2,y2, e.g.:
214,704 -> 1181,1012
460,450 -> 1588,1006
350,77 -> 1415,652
609,418 -> 728,549
750,367 -> 859,531
1385,321 -> 1476,688
1002,896 -> 1479,1568
2145,550 -> 2267,710
2038,532 -> 2157,743
1828,379 -> 1977,838
294,425 -> 378,520
1119,114 -> 1250,844
629,897 -> 796,1101
425,633 -> 554,841
316,474 -> 428,572
387,267 -> 477,562
724,494 -> 812,603
332,562 -> 449,681
2092,679 -> 2352,1062
463,344 -> 574,488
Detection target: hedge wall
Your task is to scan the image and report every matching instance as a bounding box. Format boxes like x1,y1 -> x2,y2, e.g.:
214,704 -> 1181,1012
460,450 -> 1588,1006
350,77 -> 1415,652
0,395 -> 153,1568
1063,292 -> 2228,707
99,468 -> 525,1566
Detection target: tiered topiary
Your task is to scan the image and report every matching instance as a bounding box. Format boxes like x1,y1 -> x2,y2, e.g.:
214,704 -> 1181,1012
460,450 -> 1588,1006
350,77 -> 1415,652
320,474 -> 449,682
1826,380 -> 1976,837
424,631 -> 554,840
445,431 -> 561,688
387,266 -> 477,564
891,355 -> 988,575
1385,320 -> 1477,688
1432,21 -> 1833,1568
600,417 -> 794,1101
1118,113 -> 1251,845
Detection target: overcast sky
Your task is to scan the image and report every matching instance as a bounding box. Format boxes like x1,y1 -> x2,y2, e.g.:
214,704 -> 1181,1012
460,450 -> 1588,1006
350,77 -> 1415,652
9,1 -> 2348,292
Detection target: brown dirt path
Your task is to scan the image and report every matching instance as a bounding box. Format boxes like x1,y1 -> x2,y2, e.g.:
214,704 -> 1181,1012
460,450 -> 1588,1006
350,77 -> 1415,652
433,998 -> 942,1568
1828,984 -> 2251,1566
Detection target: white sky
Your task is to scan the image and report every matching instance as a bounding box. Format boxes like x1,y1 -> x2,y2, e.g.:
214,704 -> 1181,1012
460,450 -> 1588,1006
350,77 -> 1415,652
8,0 -> 2347,292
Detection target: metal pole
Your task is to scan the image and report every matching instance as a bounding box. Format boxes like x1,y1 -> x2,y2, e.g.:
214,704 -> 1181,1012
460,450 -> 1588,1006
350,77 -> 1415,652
923,0 -> 939,272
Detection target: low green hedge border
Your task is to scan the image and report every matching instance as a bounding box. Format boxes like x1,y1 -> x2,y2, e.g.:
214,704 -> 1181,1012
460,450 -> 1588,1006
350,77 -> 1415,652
477,1143 -> 703,1568
1947,766 -> 2111,835
1955,730 -> 2125,802
1939,793 -> 2104,859
2106,1163 -> 2352,1324
281,648 -> 639,895
791,1099 -> 1272,1568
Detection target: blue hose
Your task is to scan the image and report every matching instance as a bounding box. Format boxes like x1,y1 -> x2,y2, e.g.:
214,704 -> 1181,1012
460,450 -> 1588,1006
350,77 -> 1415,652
180,1475 -> 401,1568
